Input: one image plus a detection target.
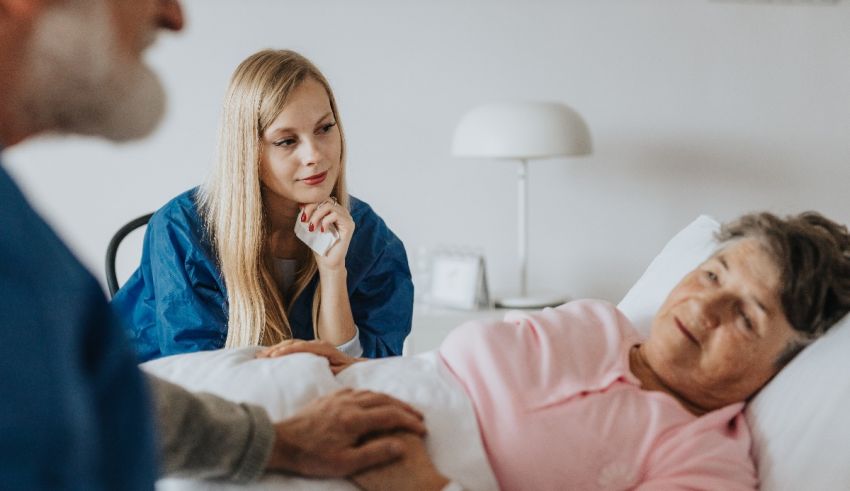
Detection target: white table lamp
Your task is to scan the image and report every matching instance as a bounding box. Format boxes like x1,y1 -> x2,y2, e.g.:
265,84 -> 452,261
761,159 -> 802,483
452,101 -> 592,308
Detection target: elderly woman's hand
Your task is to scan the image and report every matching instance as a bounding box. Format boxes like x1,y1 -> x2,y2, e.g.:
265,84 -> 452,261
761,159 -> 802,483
349,432 -> 449,491
255,339 -> 365,374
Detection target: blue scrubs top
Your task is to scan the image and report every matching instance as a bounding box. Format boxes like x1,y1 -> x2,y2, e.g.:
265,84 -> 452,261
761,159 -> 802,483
0,162 -> 156,490
112,189 -> 414,362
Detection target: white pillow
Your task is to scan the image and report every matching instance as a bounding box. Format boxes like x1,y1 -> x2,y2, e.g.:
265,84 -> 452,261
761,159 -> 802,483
616,215 -> 850,491
617,215 -> 720,336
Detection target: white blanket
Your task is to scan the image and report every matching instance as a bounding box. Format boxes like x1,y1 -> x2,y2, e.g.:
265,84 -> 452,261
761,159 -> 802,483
142,349 -> 499,491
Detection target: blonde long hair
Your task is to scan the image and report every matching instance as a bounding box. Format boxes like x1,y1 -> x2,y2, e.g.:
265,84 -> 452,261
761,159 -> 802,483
198,49 -> 349,348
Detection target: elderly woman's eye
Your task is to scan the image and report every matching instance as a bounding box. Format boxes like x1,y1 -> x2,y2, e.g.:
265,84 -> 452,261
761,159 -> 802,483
738,306 -> 754,330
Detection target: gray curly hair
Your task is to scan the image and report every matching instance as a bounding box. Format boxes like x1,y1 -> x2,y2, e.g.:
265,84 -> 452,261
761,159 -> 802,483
717,211 -> 850,367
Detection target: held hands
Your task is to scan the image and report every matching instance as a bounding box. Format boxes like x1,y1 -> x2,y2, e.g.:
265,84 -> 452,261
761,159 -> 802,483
258,343 -> 450,488
300,197 -> 354,271
256,341 -> 448,487
266,388 -> 428,478
350,432 -> 451,491
256,339 -> 364,374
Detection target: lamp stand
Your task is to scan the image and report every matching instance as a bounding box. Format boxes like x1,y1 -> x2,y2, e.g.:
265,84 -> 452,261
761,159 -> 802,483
495,159 -> 568,309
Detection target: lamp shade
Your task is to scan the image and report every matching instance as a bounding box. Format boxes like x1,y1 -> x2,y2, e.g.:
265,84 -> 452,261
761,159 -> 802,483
451,101 -> 592,160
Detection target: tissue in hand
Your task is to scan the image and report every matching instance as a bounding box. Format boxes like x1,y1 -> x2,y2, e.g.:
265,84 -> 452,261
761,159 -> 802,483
294,219 -> 340,256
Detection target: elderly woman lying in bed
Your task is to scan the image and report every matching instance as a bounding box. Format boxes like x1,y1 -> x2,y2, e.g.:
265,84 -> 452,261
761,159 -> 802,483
150,211 -> 850,491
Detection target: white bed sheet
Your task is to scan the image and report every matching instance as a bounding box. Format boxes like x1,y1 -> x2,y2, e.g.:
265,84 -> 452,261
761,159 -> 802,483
142,348 -> 499,491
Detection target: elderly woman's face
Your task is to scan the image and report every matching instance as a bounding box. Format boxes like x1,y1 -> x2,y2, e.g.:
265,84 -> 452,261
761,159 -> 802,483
644,238 -> 800,409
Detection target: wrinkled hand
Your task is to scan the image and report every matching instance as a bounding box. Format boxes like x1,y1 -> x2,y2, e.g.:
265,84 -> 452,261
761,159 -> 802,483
256,339 -> 365,374
301,197 -> 354,271
350,432 -> 450,491
266,389 -> 427,478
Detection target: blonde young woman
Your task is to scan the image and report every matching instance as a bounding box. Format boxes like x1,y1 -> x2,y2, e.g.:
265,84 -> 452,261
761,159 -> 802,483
112,50 -> 413,362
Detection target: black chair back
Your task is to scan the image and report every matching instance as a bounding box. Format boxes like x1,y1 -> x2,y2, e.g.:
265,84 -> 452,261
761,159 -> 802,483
105,213 -> 153,298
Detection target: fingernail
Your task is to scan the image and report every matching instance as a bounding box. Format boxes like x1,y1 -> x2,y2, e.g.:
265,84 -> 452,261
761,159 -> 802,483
309,223 -> 314,232
301,212 -> 306,222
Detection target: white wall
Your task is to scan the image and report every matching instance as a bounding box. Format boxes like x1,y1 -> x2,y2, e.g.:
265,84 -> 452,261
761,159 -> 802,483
5,0 -> 850,302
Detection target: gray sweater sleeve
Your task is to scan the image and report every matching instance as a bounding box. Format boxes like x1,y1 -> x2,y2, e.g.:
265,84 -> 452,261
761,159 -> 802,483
145,374 -> 275,483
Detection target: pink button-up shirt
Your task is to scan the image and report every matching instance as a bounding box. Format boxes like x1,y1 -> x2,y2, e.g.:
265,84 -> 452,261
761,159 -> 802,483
439,300 -> 757,490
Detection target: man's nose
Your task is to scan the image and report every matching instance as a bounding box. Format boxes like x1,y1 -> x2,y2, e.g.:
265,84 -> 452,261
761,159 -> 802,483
158,0 -> 185,31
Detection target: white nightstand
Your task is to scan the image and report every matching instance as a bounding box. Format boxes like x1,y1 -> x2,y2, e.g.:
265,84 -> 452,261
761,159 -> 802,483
403,304 -> 508,355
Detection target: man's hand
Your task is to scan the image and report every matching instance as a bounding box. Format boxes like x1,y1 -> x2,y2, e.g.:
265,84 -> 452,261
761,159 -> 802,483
256,339 -> 364,374
350,432 -> 450,491
266,388 -> 427,477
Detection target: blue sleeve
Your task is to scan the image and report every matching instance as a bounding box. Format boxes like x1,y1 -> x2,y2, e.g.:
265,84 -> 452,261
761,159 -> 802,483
0,164 -> 157,490
111,194 -> 228,362
347,207 -> 414,358
351,242 -> 413,357
84,287 -> 160,489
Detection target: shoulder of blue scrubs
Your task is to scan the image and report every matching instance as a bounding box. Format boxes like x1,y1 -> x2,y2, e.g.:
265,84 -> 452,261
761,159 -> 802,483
0,161 -> 157,489
346,196 -> 403,275
111,187 -> 228,362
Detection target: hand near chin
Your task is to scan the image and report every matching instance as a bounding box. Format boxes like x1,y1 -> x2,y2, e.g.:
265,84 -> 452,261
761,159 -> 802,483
350,432 -> 450,491
301,197 -> 354,271
255,339 -> 365,374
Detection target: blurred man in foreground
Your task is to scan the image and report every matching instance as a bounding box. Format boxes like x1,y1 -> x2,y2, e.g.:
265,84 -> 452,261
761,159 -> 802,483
0,0 -> 425,488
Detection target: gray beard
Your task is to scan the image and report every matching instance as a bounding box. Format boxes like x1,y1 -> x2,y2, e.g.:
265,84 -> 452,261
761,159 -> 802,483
19,0 -> 166,142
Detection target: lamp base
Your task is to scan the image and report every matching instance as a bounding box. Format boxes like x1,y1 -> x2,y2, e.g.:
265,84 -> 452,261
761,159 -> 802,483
495,294 -> 569,310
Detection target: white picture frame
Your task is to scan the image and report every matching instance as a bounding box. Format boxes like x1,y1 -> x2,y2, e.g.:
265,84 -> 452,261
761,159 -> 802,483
427,251 -> 489,310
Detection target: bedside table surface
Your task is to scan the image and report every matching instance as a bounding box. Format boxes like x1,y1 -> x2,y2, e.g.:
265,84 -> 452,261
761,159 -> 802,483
405,304 -> 511,355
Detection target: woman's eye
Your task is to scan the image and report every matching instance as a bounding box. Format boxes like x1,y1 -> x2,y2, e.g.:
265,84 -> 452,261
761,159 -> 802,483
274,138 -> 296,147
705,270 -> 718,282
320,122 -> 337,134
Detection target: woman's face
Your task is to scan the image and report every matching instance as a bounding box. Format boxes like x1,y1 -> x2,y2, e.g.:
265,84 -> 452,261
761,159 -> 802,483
259,78 -> 341,207
644,238 -> 800,408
